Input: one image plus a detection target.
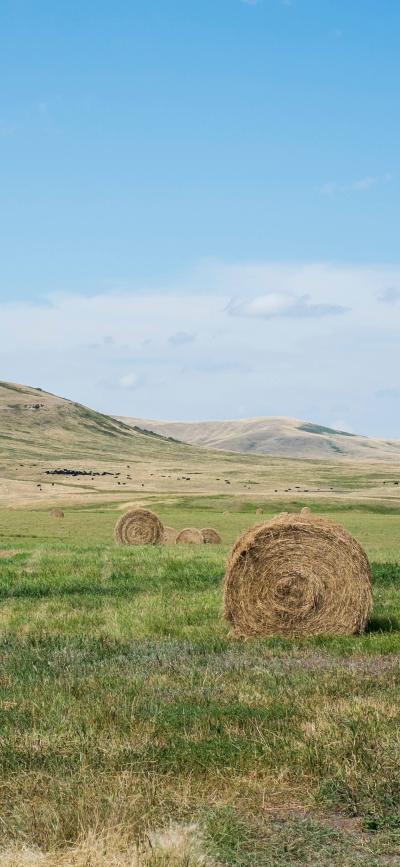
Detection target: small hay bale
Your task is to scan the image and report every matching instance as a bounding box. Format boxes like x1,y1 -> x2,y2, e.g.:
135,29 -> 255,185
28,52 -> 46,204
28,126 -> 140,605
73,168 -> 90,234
256,508 -> 263,515
201,528 -> 222,544
301,507 -> 311,515
114,508 -> 163,546
222,511 -> 229,516
50,508 -> 64,519
224,513 -> 372,638
176,528 -> 204,544
162,526 -> 178,544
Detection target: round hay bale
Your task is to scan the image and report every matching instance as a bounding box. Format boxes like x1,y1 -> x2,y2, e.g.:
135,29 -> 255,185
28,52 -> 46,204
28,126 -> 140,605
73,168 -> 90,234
224,513 -> 372,638
162,526 -> 178,545
201,528 -> 222,544
114,508 -> 163,546
50,508 -> 64,519
222,511 -> 229,516
301,507 -> 311,515
256,508 -> 263,515
176,528 -> 204,545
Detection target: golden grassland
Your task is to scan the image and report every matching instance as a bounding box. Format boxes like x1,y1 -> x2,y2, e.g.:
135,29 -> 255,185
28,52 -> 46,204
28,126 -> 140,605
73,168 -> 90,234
2,381 -> 400,864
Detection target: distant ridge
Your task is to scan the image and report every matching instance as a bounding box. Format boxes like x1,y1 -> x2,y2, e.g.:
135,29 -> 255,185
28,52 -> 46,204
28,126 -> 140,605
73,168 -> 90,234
113,415 -> 400,462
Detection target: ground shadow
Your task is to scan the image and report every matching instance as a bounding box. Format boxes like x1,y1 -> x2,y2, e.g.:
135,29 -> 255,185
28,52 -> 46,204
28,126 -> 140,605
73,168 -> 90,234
366,615 -> 400,633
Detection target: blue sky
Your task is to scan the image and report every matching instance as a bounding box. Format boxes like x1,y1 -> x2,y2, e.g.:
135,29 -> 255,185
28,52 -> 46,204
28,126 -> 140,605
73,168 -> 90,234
1,0 -> 400,436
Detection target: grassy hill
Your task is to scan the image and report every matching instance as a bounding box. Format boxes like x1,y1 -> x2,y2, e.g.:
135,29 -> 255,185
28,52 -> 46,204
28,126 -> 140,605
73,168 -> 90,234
114,414 -> 400,461
1,381 -> 400,511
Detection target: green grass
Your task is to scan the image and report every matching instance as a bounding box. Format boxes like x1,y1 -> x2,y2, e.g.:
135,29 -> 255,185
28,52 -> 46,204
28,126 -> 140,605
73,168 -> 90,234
1,506 -> 400,863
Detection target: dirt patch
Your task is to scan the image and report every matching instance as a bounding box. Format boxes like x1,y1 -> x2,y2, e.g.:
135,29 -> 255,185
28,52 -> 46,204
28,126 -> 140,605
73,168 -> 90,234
0,550 -> 19,558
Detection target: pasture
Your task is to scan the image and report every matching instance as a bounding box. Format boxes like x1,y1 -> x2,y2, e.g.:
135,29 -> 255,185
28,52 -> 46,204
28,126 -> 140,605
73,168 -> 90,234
1,504 -> 400,865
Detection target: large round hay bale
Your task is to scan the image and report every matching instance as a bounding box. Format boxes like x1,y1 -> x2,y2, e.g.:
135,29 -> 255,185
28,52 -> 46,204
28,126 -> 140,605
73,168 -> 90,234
50,508 -> 64,519
301,507 -> 311,515
114,508 -> 163,546
176,528 -> 204,544
256,508 -> 263,515
222,511 -> 229,516
162,526 -> 178,544
201,528 -> 222,544
224,513 -> 372,638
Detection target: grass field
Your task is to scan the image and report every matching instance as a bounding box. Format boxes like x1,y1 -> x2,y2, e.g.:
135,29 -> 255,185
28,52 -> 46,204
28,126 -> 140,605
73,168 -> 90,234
1,504 -> 400,865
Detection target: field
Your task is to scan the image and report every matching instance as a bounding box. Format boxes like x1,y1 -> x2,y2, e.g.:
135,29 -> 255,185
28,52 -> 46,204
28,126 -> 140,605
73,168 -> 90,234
1,504 -> 400,866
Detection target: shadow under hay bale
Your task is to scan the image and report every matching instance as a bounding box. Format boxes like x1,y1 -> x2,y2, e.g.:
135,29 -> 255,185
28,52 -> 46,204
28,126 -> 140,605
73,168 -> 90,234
115,508 -> 163,546
224,513 -> 372,638
201,528 -> 222,544
162,526 -> 178,544
49,508 -> 64,519
176,528 -> 204,544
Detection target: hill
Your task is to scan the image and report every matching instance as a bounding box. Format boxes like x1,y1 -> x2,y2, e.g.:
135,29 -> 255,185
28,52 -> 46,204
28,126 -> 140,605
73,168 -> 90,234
114,415 -> 400,462
1,381 -> 400,511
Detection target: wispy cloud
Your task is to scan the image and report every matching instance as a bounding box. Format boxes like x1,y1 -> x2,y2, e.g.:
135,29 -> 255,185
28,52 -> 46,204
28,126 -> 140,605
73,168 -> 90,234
375,287 -> 400,305
317,173 -> 393,196
119,372 -> 144,389
353,176 -> 377,191
227,293 -> 350,320
168,331 -> 196,345
375,387 -> 400,399
318,182 -> 337,196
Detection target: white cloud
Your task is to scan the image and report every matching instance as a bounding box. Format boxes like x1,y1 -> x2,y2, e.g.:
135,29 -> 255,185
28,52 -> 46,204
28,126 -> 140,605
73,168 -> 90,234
375,287 -> 400,305
119,372 -> 144,389
317,174 -> 390,195
0,260 -> 399,434
227,293 -> 349,319
169,331 -> 196,345
353,176 -> 378,191
318,182 -> 337,196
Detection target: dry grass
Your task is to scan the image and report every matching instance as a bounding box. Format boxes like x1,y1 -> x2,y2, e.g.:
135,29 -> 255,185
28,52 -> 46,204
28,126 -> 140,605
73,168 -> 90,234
224,513 -> 372,638
201,529 -> 222,544
162,527 -> 178,544
176,528 -> 204,544
0,825 -> 214,867
114,509 -> 164,546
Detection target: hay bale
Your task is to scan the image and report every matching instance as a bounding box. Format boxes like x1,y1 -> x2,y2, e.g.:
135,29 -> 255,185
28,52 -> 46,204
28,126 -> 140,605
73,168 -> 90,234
176,528 -> 204,544
224,513 -> 372,638
256,508 -> 263,515
114,508 -> 163,546
50,508 -> 64,519
162,526 -> 178,544
222,511 -> 229,516
301,507 -> 311,515
201,528 -> 222,544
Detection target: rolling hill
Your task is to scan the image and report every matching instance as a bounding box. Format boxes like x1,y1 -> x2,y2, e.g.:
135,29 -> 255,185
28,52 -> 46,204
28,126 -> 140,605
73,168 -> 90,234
1,381 -> 400,511
114,415 -> 400,462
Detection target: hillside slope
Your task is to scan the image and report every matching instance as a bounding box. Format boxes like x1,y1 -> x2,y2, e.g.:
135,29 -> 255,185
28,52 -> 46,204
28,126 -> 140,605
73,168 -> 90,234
0,381 -> 199,466
1,382 -> 400,510
114,415 -> 400,461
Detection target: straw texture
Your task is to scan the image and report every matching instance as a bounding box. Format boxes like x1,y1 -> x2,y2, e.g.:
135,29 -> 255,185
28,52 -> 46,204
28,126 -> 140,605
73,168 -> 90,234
114,508 -> 163,546
176,528 -> 204,544
256,508 -> 263,514
162,526 -> 178,544
49,508 -> 64,518
201,528 -> 222,544
224,513 -> 372,638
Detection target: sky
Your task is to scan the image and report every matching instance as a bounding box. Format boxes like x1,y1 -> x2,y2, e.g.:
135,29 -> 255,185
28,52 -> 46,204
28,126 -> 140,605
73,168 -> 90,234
1,0 -> 400,437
